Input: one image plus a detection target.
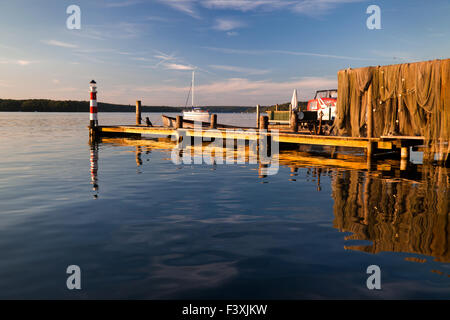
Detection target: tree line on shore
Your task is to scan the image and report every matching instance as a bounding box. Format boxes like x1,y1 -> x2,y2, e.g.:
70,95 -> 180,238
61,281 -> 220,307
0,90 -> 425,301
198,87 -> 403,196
0,99 -> 307,113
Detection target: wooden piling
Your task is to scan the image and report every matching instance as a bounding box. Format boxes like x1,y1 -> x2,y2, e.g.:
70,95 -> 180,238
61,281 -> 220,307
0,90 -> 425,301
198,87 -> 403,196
366,84 -> 374,158
401,147 -> 410,160
256,104 -> 260,129
367,85 -> 373,139
318,112 -> 323,135
210,114 -> 217,129
175,116 -> 183,129
290,112 -> 298,133
400,159 -> 408,171
89,127 -> 97,142
136,100 -> 142,125
260,116 -> 268,130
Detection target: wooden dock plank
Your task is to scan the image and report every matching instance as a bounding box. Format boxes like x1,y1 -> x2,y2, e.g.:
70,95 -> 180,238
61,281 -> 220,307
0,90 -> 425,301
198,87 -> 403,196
97,125 -> 434,153
98,125 -> 375,149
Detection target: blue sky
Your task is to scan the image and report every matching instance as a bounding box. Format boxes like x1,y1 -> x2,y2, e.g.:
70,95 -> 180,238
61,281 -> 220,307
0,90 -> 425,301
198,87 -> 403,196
0,0 -> 449,105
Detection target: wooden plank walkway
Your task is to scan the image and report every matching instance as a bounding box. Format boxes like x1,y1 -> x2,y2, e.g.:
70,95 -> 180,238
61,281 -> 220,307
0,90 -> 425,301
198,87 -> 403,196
94,125 -> 425,157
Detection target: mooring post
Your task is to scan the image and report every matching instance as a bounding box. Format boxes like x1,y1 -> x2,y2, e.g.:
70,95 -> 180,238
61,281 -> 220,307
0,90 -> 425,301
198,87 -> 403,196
256,104 -> 260,129
290,112 -> 298,133
318,112 -> 323,135
401,147 -> 410,160
210,114 -> 217,129
400,158 -> 407,171
260,116 -> 268,130
176,115 -> 183,129
136,100 -> 142,125
366,83 -> 374,158
367,86 -> 373,139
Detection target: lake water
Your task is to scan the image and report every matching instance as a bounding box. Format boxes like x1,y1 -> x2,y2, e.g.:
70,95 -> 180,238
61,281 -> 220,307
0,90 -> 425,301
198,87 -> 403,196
0,112 -> 449,299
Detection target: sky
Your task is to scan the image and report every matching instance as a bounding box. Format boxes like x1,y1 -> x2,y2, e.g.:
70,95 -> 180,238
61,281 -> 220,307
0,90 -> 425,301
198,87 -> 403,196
0,0 -> 449,106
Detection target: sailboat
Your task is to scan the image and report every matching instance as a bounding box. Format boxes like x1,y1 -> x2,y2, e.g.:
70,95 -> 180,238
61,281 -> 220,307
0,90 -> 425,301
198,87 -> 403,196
182,71 -> 210,122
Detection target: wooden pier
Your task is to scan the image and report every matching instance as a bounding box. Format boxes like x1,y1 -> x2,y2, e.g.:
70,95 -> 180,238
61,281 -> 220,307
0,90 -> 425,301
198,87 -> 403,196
91,119 -> 436,165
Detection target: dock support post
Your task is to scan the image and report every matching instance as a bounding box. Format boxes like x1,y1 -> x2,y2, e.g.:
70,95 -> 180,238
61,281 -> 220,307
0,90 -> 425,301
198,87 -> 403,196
89,127 -> 98,142
400,147 -> 409,170
401,147 -> 410,160
366,83 -> 374,159
176,116 -> 183,129
367,85 -> 373,139
210,114 -> 217,129
290,112 -> 298,133
367,141 -> 374,158
256,104 -> 260,129
136,100 -> 142,125
400,159 -> 408,171
259,116 -> 268,130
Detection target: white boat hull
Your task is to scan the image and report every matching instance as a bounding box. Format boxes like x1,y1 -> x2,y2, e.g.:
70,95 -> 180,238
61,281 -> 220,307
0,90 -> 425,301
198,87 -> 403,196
183,111 -> 210,122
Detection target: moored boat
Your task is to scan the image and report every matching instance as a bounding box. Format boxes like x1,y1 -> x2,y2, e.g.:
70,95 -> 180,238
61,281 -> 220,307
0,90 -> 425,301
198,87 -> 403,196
181,70 -> 211,121
182,107 -> 210,122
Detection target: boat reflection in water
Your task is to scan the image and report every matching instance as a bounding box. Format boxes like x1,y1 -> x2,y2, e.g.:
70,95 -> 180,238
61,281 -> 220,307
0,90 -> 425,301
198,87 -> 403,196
93,137 -> 449,265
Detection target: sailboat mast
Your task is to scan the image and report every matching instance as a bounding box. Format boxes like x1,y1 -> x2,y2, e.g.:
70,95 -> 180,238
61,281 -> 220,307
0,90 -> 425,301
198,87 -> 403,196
192,71 -> 195,108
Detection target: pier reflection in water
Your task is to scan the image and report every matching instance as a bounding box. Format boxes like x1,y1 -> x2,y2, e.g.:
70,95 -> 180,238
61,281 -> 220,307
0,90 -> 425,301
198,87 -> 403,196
333,167 -> 449,263
95,137 -> 449,267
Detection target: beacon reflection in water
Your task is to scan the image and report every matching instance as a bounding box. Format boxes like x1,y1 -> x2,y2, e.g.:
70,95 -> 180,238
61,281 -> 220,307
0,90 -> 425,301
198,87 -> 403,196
90,142 -> 99,199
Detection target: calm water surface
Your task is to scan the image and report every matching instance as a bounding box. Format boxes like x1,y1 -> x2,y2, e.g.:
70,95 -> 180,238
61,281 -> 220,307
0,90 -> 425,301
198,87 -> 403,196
0,112 -> 449,299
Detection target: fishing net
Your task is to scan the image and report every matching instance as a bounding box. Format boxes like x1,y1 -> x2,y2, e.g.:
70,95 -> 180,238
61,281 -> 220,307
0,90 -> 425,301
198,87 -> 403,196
335,59 -> 450,160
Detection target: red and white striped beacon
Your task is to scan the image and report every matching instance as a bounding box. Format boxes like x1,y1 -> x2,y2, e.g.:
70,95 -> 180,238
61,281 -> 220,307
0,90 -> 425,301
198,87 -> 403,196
89,80 -> 98,127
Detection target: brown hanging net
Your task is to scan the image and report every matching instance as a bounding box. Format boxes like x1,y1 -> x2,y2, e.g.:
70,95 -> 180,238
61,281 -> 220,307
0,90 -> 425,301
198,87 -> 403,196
334,59 -> 450,160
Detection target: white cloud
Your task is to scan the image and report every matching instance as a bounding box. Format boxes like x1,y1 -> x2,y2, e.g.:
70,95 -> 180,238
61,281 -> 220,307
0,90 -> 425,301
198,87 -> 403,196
159,0 -> 365,17
210,64 -> 270,75
164,63 -> 195,70
105,0 -> 142,8
204,46 -> 378,61
134,76 -> 336,105
17,60 -> 33,66
213,18 -> 245,31
132,57 -> 155,62
0,59 -> 36,66
72,23 -> 144,41
154,51 -> 177,62
159,0 -> 200,18
292,0 -> 364,16
151,51 -> 198,71
42,40 -> 78,48
201,0 -> 291,11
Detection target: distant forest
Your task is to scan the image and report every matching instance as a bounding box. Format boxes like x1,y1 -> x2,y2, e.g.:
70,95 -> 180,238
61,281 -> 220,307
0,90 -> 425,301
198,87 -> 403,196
0,99 -> 307,113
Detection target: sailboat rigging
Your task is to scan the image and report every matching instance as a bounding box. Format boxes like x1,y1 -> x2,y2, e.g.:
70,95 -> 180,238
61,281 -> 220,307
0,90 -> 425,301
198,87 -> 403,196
182,70 -> 210,122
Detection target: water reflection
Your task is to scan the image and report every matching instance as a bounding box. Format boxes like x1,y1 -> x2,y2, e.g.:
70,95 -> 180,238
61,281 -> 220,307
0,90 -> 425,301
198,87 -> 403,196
332,166 -> 449,263
90,142 -> 99,199
93,137 -> 449,264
